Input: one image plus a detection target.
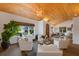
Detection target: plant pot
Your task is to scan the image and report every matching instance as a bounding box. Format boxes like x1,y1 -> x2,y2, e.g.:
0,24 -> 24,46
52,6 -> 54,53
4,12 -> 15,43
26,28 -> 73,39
1,42 -> 10,49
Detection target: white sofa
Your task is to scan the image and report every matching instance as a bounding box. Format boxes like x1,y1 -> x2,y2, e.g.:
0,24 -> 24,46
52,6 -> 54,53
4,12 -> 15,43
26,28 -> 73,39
10,35 -> 34,44
10,36 -> 19,44
37,44 -> 63,56
9,35 -> 33,51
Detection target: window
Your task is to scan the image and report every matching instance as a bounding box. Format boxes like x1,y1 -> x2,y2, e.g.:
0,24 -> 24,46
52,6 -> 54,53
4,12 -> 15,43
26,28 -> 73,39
59,27 -> 66,33
19,26 -> 34,36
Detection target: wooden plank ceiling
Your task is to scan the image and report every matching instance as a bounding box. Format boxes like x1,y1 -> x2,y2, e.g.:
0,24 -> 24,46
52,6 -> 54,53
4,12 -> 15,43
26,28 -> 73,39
0,3 -> 79,25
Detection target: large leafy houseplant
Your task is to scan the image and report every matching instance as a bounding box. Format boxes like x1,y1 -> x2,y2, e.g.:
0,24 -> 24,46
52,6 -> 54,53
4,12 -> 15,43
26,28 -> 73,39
1,21 -> 20,49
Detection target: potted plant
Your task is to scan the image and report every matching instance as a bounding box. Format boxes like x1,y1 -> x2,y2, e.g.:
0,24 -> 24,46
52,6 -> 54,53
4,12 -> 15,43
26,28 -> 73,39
1,21 -> 20,49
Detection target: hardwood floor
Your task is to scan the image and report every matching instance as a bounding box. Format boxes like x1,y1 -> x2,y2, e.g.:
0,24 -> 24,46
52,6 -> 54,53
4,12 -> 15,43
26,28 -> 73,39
0,44 -> 22,56
0,42 -> 79,56
63,44 -> 79,56
0,41 -> 37,56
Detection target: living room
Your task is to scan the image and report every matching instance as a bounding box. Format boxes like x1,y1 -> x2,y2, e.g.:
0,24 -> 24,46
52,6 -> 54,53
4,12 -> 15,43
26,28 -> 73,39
0,3 -> 79,56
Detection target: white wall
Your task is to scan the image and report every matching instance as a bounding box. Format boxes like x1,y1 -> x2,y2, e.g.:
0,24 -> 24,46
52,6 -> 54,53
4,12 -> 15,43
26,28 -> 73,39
38,20 -> 53,37
38,20 -> 46,35
54,20 -> 73,33
55,20 -> 73,27
72,17 -> 79,44
53,17 -> 79,44
0,11 -> 38,38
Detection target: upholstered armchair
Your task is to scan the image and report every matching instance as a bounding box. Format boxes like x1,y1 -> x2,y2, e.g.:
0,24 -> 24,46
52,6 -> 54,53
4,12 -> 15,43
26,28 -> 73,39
18,38 -> 33,51
54,37 -> 72,49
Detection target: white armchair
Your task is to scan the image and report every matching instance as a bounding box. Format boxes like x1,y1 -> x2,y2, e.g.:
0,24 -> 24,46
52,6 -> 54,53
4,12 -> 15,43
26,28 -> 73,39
59,39 -> 68,49
54,37 -> 72,49
18,38 -> 33,51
